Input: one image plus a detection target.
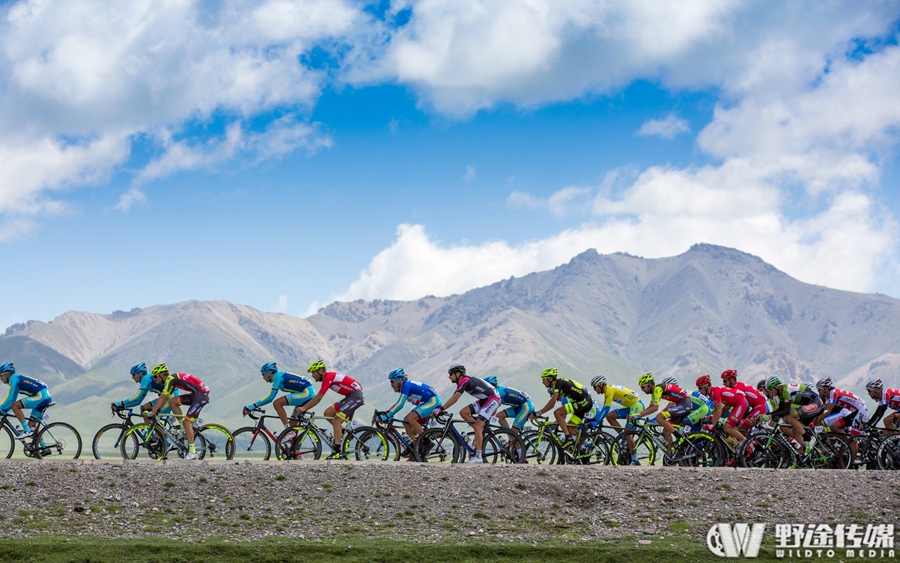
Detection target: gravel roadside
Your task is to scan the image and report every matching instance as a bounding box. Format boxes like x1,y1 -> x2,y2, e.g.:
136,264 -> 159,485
0,460 -> 896,543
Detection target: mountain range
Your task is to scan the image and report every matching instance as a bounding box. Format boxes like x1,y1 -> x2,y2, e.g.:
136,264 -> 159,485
3,243 -> 899,436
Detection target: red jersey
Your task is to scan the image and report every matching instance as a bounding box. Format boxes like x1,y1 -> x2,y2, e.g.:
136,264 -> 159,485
710,386 -> 748,408
827,388 -> 865,412
879,388 -> 900,410
161,373 -> 209,397
317,372 -> 362,396
733,381 -> 766,409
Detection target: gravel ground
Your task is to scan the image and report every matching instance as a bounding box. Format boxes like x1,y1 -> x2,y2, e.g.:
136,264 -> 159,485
0,460 -> 897,543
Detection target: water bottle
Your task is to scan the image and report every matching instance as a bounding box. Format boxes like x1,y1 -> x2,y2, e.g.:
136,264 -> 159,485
349,420 -> 360,431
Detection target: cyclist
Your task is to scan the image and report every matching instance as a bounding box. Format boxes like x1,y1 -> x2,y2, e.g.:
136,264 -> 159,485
146,363 -> 211,460
696,375 -> 748,448
0,362 -> 52,441
635,373 -> 692,450
244,362 -> 314,429
814,378 -> 868,457
764,375 -> 824,455
533,368 -> 593,450
110,362 -> 179,422
591,375 -> 642,464
865,379 -> 900,434
485,375 -> 534,433
434,364 -> 500,464
295,360 -> 364,459
720,370 -> 768,427
382,367 -> 441,446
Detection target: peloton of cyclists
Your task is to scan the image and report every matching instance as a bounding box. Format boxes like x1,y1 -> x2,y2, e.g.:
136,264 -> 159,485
294,360 -> 365,460
381,367 -> 442,447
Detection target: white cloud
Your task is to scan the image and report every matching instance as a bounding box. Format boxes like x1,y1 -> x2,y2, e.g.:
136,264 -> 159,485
637,114 -> 690,139
463,165 -> 476,182
114,188 -> 147,213
507,187 -> 592,216
271,294 -> 288,313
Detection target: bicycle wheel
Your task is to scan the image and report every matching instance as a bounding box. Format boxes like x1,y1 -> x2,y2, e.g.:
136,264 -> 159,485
521,429 -> 559,465
92,423 -> 127,459
573,430 -> 611,465
676,432 -> 721,467
876,435 -> 900,470
231,427 -> 271,461
276,426 -> 322,460
819,432 -> 854,469
610,430 -> 655,466
384,429 -> 406,461
467,432 -> 501,464
197,424 -> 234,460
736,431 -> 792,468
490,427 -> 527,464
414,428 -> 461,463
0,424 -> 15,459
343,426 -> 390,461
34,422 -> 82,460
120,424 -> 168,460
175,432 -> 207,459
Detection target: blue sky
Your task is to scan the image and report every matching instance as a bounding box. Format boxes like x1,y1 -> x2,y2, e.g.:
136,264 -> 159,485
2,1 -> 900,328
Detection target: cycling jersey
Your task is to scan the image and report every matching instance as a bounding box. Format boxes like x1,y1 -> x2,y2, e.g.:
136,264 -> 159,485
386,380 -> 442,418
249,371 -> 313,409
1,374 -> 50,412
119,374 -> 180,409
879,388 -> 900,410
826,388 -> 866,413
770,382 -> 823,421
650,382 -> 690,406
455,376 -> 496,401
161,373 -> 210,398
691,390 -> 714,412
709,386 -> 750,427
552,378 -> 591,405
732,382 -> 766,409
686,394 -> 711,430
597,385 -> 641,420
496,385 -> 531,407
317,372 -> 362,396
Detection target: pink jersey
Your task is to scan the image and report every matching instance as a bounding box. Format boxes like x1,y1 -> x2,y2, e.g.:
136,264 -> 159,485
827,388 -> 865,412
317,372 -> 362,397
710,386 -> 748,408
733,381 -> 766,409
880,388 -> 900,410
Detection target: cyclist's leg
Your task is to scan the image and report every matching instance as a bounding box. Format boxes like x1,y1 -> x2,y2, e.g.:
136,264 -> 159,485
470,397 -> 500,456
686,402 -> 709,433
284,388 -> 315,427
495,406 -> 512,428
182,393 -> 209,446
460,404 -> 476,423
410,397 -> 440,441
22,391 -> 52,439
330,390 -> 364,448
722,400 -> 747,443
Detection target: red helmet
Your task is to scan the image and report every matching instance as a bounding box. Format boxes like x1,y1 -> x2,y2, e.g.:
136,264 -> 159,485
721,369 -> 737,380
696,375 -> 711,387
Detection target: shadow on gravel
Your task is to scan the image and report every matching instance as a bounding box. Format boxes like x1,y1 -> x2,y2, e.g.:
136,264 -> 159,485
0,534 -> 787,563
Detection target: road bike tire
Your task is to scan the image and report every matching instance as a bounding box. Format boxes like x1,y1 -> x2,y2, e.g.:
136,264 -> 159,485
231,427 -> 271,461
820,432 -> 854,469
92,423 -> 127,459
344,426 -> 390,461
489,427 -> 527,464
676,432 -> 721,467
735,431 -> 791,469
120,424 -> 168,460
413,428 -> 461,463
34,422 -> 82,460
276,425 -> 323,461
521,429 -> 559,465
197,424 -> 234,460
0,424 -> 15,459
876,435 -> 900,470
463,432 -> 501,464
574,430 -> 612,465
383,429 -> 406,461
610,430 -> 655,466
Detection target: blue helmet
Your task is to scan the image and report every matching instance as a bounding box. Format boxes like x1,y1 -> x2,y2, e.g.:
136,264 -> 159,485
0,362 -> 14,375
260,362 -> 277,374
388,368 -> 406,382
484,375 -> 498,387
130,362 -> 148,376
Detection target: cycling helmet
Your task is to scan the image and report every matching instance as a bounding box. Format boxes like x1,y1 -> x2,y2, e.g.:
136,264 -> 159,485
260,362 -> 277,374
696,375 -> 711,388
757,379 -> 767,391
484,375 -> 499,387
765,375 -> 783,389
721,369 -> 737,380
307,360 -> 326,373
448,364 -> 466,376
660,377 -> 677,387
151,363 -> 169,376
388,368 -> 406,382
866,379 -> 884,392
591,374 -> 607,387
815,377 -> 833,389
540,368 -> 558,379
130,362 -> 148,376
638,373 -> 654,386
0,362 -> 14,375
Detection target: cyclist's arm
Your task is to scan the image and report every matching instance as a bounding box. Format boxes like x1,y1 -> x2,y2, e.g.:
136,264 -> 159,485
538,392 -> 558,415
0,382 -> 18,412
769,398 -> 791,419
249,385 -> 279,410
441,391 -> 463,411
637,388 -> 660,418
295,392 -> 324,414
119,380 -> 152,409
813,402 -> 836,426
709,403 -> 724,427
869,404 -> 887,427
148,392 -> 170,416
385,393 -> 409,418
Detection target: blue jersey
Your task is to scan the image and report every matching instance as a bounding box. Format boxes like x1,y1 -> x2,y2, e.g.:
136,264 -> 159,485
496,385 -> 533,408
250,371 -> 313,409
386,380 -> 439,417
119,374 -> 179,408
1,374 -> 48,411
692,390 -> 714,411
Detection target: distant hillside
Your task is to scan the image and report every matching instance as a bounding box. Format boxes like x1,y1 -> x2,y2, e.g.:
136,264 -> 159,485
4,243 -> 900,437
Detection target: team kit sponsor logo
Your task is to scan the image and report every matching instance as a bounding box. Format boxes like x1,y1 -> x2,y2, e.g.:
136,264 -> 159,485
707,523 -> 895,559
